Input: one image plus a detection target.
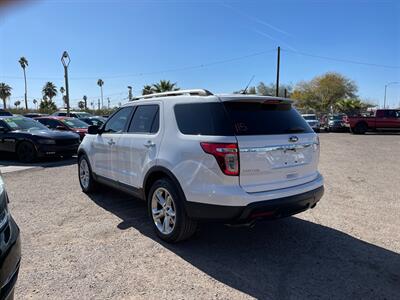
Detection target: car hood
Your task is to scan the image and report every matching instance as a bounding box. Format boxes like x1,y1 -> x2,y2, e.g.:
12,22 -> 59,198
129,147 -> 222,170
16,129 -> 80,139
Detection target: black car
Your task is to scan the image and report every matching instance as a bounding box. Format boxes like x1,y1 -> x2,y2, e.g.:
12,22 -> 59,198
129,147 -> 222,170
79,116 -> 106,127
0,175 -> 21,300
0,110 -> 12,117
0,116 -> 81,163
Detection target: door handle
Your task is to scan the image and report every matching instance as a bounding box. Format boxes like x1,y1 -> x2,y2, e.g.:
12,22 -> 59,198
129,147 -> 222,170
108,139 -> 115,146
144,141 -> 155,148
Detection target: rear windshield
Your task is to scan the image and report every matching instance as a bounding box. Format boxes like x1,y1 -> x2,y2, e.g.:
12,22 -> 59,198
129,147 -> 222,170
174,103 -> 234,135
224,102 -> 313,135
174,101 -> 313,136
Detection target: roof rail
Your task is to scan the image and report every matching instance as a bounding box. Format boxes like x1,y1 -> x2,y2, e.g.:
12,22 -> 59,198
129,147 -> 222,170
132,89 -> 213,100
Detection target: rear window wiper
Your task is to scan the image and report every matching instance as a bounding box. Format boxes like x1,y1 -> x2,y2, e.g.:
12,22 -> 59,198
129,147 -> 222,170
285,127 -> 305,133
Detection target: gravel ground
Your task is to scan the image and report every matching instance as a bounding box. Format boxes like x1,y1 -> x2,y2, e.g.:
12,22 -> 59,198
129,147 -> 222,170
3,133 -> 400,299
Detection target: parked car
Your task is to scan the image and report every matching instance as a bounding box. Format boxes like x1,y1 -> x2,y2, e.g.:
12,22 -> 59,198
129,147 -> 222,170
346,109 -> 400,134
0,174 -> 21,300
79,116 -> 107,127
301,114 -> 321,132
52,111 -> 93,118
0,116 -> 80,162
78,89 -> 324,242
35,116 -> 89,140
23,113 -> 48,118
326,114 -> 348,132
0,109 -> 12,117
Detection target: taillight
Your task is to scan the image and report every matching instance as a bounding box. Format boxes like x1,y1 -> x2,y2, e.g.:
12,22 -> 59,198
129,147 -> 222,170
200,142 -> 239,176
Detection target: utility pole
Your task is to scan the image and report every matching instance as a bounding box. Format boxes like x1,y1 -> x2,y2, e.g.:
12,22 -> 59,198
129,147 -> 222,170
384,82 -> 399,108
98,99 -> 100,110
275,46 -> 280,97
61,51 -> 71,116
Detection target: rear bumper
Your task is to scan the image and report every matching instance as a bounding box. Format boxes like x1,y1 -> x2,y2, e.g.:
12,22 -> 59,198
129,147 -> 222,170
0,217 -> 21,300
186,186 -> 324,222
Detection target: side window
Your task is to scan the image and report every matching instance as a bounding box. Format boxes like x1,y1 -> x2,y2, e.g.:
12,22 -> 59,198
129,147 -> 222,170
396,111 -> 400,118
58,113 -> 66,116
128,105 -> 159,134
103,107 -> 133,133
37,119 -> 49,127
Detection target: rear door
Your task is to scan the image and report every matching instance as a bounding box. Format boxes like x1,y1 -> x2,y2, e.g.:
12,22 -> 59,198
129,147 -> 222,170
223,99 -> 320,193
114,103 -> 162,188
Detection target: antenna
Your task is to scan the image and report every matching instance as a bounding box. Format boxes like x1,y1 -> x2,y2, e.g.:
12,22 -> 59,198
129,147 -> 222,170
241,75 -> 255,94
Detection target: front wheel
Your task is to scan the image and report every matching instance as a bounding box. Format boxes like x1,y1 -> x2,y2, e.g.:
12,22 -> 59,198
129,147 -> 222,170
148,178 -> 197,243
17,141 -> 37,163
78,155 -> 98,193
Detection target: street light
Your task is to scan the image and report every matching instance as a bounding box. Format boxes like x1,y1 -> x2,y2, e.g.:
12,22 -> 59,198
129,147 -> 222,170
384,82 -> 399,109
61,51 -> 71,116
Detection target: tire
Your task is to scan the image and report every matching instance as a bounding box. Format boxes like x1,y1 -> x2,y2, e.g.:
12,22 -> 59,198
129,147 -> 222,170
148,178 -> 197,243
78,155 -> 98,193
353,122 -> 367,134
17,141 -> 37,163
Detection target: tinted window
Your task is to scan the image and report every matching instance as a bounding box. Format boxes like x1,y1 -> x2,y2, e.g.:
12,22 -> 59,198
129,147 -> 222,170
223,102 -> 313,135
128,105 -> 159,133
61,118 -> 88,129
174,103 -> 234,135
45,119 -> 63,129
2,117 -> 48,131
103,107 -> 133,133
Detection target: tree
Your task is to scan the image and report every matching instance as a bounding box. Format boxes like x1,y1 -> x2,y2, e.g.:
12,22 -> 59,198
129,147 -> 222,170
0,82 -> 12,109
335,98 -> 375,115
39,97 -> 57,112
18,56 -> 28,109
78,100 -> 85,110
152,80 -> 179,93
14,100 -> 21,108
97,79 -> 104,107
292,72 -> 357,113
42,82 -> 57,102
256,82 -> 292,97
33,99 -> 38,109
142,85 -> 153,95
83,95 -> 88,109
60,86 -> 65,107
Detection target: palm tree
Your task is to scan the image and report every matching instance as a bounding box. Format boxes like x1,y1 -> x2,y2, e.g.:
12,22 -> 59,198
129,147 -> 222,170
42,82 -> 58,102
83,95 -> 88,109
97,79 -> 104,108
14,100 -> 21,108
142,85 -> 153,95
152,80 -> 179,93
33,99 -> 38,109
39,97 -> 57,112
18,57 -> 28,109
78,101 -> 85,110
0,82 -> 12,109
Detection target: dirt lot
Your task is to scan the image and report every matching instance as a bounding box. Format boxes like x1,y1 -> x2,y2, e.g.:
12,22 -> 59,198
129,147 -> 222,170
3,133 -> 400,299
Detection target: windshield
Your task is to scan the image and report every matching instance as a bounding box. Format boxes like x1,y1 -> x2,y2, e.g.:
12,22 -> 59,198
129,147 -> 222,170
3,117 -> 48,131
76,112 -> 92,118
329,115 -> 344,120
303,115 -> 317,120
61,118 -> 89,129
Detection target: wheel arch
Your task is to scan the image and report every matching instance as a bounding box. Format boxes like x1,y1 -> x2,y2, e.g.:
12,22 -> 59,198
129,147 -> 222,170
143,166 -> 187,203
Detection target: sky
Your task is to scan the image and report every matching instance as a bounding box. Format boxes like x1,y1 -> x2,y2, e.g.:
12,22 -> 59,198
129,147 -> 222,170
0,0 -> 399,109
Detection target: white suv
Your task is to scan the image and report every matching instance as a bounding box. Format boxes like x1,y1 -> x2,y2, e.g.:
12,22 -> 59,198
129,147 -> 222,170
78,89 -> 324,242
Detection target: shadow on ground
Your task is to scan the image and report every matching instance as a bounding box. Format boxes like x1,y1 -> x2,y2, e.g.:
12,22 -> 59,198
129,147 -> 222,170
88,189 -> 400,299
0,152 -> 76,168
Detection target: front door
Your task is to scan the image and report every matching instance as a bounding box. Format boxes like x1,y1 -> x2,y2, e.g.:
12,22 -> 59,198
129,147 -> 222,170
91,106 -> 134,180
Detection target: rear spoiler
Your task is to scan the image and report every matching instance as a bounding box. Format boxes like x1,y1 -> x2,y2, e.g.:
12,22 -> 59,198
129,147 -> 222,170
217,95 -> 293,105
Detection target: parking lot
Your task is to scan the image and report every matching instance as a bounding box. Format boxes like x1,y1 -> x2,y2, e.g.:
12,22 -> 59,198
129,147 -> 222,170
2,133 -> 400,299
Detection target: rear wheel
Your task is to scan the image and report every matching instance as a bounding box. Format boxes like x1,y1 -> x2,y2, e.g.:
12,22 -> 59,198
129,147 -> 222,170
17,141 -> 37,163
148,178 -> 197,243
78,155 -> 98,193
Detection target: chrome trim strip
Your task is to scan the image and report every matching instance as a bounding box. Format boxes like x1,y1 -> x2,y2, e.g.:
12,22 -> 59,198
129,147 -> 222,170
239,142 -> 318,153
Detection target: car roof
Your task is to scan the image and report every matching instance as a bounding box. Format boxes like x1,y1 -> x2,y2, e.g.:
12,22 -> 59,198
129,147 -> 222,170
35,116 -> 72,120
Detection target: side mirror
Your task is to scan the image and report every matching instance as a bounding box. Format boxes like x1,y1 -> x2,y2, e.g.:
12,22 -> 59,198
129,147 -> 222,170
88,125 -> 100,135
0,126 -> 8,133
56,125 -> 67,131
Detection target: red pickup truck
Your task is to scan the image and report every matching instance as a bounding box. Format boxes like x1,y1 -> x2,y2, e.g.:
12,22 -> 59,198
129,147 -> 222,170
346,109 -> 400,134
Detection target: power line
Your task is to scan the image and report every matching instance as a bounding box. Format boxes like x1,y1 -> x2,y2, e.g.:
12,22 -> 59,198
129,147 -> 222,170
282,48 -> 400,69
0,49 -> 276,81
